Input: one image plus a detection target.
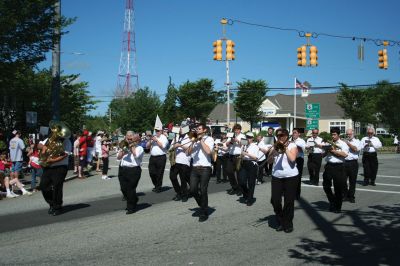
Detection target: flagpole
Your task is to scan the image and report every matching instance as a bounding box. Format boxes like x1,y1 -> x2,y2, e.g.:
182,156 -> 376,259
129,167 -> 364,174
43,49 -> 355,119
294,77 -> 297,129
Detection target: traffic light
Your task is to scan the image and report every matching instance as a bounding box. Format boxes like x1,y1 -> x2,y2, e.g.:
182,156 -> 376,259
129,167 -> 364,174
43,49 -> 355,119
226,39 -> 235,60
297,45 -> 307,66
309,45 -> 318,67
213,40 -> 222,61
378,49 -> 388,69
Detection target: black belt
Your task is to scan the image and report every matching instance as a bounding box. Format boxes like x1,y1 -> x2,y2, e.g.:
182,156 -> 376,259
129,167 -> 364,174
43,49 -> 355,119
193,166 -> 211,169
327,162 -> 344,166
309,153 -> 322,155
151,154 -> 166,157
364,152 -> 377,155
345,159 -> 358,162
228,154 -> 240,158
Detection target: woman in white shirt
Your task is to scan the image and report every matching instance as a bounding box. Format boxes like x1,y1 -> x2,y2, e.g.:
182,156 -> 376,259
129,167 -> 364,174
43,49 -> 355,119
267,129 -> 298,233
117,132 -> 144,215
238,132 -> 260,206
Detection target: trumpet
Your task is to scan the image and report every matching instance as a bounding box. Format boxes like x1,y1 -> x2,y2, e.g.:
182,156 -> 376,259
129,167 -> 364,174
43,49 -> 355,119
322,139 -> 340,152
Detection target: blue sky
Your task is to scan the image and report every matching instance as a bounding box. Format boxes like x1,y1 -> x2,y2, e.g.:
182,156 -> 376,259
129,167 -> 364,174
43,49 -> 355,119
41,0 -> 400,115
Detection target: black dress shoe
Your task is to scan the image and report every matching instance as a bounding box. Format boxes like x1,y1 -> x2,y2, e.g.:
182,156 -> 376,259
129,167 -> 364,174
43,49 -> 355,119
126,209 -> 136,215
275,225 -> 284,232
246,198 -> 255,206
329,204 -> 336,212
152,188 -> 157,192
52,209 -> 62,216
155,188 -> 162,193
198,214 -> 208,222
222,179 -> 228,183
216,180 -> 221,184
172,194 -> 182,201
236,190 -> 243,196
48,207 -> 54,215
370,182 -> 376,186
333,209 -> 341,214
284,227 -> 294,233
362,181 -> 369,186
181,196 -> 188,202
227,189 -> 236,195
349,198 -> 355,203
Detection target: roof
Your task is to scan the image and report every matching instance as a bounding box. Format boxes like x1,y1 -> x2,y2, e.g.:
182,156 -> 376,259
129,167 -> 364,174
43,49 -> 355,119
268,92 -> 344,118
208,103 -> 242,123
208,92 -> 345,122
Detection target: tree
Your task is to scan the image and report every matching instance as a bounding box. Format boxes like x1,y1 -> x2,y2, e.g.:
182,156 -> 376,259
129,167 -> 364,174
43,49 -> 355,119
162,77 -> 179,124
374,81 -> 400,134
109,88 -> 161,133
84,115 -> 109,133
336,83 -> 378,128
177,79 -> 224,122
234,79 -> 268,130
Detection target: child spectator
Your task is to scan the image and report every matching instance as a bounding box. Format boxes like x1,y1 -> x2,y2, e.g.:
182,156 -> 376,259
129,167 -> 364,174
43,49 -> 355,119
27,143 -> 42,192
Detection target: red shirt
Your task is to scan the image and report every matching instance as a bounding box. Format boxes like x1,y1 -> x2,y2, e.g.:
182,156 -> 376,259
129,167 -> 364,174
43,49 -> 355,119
79,136 -> 88,157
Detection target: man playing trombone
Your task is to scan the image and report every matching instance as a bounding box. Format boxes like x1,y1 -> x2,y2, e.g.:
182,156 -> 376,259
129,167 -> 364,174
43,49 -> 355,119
146,126 -> 169,193
169,126 -> 191,202
187,123 -> 214,222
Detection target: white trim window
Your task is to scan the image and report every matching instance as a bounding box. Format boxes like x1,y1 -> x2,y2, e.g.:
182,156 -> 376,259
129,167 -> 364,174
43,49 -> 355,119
330,121 -> 346,134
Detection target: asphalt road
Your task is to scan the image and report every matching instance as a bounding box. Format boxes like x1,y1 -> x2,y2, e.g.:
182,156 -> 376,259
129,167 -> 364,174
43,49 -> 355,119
1,154 -> 399,265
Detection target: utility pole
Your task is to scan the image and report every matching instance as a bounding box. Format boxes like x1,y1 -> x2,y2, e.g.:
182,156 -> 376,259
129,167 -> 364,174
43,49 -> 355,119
213,18 -> 235,127
51,0 -> 61,121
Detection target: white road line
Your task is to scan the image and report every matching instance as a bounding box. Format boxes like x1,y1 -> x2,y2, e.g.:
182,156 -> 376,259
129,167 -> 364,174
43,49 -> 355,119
375,175 -> 400,178
373,183 -> 400,187
302,184 -> 400,194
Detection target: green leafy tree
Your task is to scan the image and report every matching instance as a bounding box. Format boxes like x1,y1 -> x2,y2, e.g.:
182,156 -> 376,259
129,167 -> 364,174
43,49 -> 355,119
177,79 -> 224,122
374,81 -> 400,134
336,83 -> 378,128
109,87 -> 161,133
162,78 -> 179,124
234,79 -> 268,130
84,115 -> 109,133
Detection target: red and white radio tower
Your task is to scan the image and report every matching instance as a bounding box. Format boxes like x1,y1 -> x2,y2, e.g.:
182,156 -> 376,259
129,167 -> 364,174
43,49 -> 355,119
117,0 -> 139,97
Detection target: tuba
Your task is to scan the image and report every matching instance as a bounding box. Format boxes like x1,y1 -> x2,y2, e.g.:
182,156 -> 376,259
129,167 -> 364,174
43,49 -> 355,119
39,121 -> 71,167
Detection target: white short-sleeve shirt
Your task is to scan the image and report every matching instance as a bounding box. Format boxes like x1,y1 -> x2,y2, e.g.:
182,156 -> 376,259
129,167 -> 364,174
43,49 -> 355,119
150,134 -> 168,156
191,136 -> 214,167
272,143 -> 299,178
120,146 -> 144,167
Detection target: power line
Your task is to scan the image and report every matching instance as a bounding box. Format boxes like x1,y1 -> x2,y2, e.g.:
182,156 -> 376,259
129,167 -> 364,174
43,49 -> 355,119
227,18 -> 400,46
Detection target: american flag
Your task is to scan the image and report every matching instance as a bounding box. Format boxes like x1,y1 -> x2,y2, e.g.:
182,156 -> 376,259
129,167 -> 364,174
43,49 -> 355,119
295,78 -> 310,97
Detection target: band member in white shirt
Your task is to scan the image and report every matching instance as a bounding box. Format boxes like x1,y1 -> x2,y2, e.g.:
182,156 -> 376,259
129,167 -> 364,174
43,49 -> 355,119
268,129 -> 298,233
292,128 -> 306,199
169,127 -> 191,202
187,123 -> 214,222
238,132 -> 260,206
361,128 -> 382,186
306,129 -> 324,186
117,132 -> 144,214
146,127 -> 169,193
214,134 -> 229,184
322,127 -> 349,213
225,124 -> 245,196
256,134 -> 272,184
343,129 -> 362,202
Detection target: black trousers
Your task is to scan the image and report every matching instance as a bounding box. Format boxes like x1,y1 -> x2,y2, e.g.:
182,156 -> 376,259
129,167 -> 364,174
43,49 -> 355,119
102,157 -> 109,175
257,159 -> 267,182
118,166 -> 141,211
226,155 -> 240,190
323,163 -> 346,211
265,163 -> 273,176
239,160 -> 258,200
149,154 -> 166,189
362,152 -> 378,183
271,176 -> 299,230
170,163 -> 191,196
190,166 -> 211,214
40,165 -> 68,210
307,153 -> 323,184
215,155 -> 228,181
344,160 -> 359,199
295,157 -> 304,199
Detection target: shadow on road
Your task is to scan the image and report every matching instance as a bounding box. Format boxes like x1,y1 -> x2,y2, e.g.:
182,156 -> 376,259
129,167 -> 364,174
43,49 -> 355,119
288,198 -> 400,265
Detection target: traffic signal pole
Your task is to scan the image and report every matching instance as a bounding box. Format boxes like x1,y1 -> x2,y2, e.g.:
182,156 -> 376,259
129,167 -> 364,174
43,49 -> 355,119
226,59 -> 230,127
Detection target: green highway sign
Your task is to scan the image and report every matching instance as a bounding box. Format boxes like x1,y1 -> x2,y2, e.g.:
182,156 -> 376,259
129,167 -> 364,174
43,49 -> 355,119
305,103 -> 320,118
306,118 -> 319,130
